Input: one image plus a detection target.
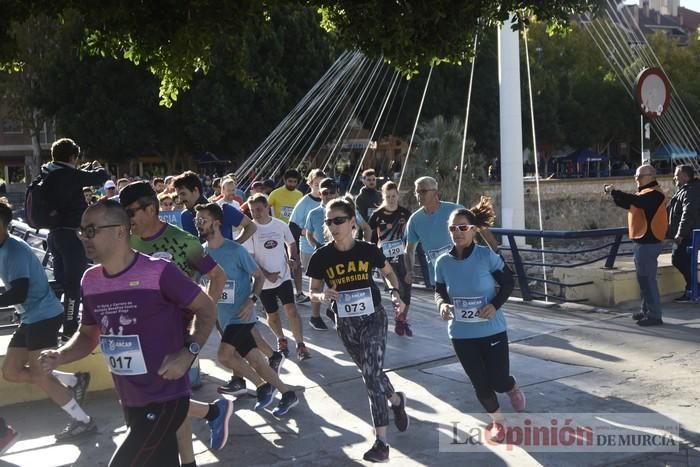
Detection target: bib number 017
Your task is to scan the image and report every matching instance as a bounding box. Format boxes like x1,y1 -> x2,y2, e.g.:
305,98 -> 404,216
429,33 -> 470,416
109,355 -> 132,370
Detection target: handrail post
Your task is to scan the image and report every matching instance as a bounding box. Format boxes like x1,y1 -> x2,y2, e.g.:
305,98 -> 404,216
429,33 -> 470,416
508,234 -> 533,301
604,234 -> 623,269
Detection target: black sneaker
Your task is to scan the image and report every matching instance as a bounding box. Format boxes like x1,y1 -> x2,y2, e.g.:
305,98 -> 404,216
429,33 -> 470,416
391,392 -> 409,432
269,351 -> 285,374
363,438 -> 389,463
674,292 -> 692,303
272,391 -> 299,417
217,376 -> 248,396
632,312 -> 646,321
309,316 -> 328,331
296,293 -> 311,304
297,343 -> 311,361
55,418 -> 97,441
72,372 -> 91,406
637,317 -> 663,327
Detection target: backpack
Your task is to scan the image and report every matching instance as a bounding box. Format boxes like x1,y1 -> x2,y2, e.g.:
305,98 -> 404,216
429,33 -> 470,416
25,167 -> 59,229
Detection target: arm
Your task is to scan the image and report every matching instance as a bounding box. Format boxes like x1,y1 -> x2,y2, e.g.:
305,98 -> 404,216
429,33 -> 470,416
306,228 -> 320,250
239,269 -> 264,322
235,215 -> 257,244
76,165 -> 109,187
378,261 -> 406,314
309,277 -> 337,302
489,266 -> 515,310
403,241 -> 416,283
203,263 -> 226,305
286,241 -> 301,272
434,282 -> 453,321
360,221 -> 372,242
0,278 -> 28,307
39,324 -> 100,372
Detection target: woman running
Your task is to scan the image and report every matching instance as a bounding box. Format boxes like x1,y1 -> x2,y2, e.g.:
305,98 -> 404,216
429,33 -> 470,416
368,181 -> 414,336
306,196 -> 409,462
433,198 -> 525,443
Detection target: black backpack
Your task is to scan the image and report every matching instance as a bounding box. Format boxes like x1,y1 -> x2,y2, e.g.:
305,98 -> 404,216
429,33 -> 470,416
25,167 -> 59,229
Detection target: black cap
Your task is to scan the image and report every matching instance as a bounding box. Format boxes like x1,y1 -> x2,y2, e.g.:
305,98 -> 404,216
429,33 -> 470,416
263,179 -> 276,189
251,181 -> 264,189
119,181 -> 156,207
319,177 -> 337,191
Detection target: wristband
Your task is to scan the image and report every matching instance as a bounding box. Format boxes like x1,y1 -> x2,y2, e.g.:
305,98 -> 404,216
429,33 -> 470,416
388,288 -> 399,293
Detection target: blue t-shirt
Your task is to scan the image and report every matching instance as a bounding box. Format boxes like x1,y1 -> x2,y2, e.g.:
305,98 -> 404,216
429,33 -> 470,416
305,205 -> 365,247
406,201 -> 463,261
0,234 -> 62,324
182,198 -> 245,240
289,194 -> 321,254
204,239 -> 259,327
434,245 -> 507,339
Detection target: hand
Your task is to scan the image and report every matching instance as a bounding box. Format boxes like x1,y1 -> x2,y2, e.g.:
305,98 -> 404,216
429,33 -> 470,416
39,349 -> 62,373
322,288 -> 339,302
603,184 -> 614,194
478,303 -> 497,320
158,348 -> 194,380
264,271 -> 281,283
239,299 -> 255,321
391,291 -> 406,314
288,258 -> 300,272
404,271 -> 413,284
440,303 -> 454,321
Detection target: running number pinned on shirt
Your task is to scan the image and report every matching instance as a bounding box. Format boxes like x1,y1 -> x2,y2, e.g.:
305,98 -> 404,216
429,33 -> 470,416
100,335 -> 148,376
337,287 -> 375,318
220,280 -> 236,304
381,239 -> 405,258
452,297 -> 487,323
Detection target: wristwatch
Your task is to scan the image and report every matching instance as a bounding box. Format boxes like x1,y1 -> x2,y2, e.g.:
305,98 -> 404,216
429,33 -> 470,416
249,294 -> 258,303
186,342 -> 201,356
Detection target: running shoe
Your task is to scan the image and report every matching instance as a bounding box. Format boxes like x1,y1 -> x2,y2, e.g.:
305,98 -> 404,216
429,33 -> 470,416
391,392 -> 409,432
208,399 -> 233,451
297,343 -> 311,361
403,321 -> 413,337
309,316 -> 328,331
254,383 -> 277,411
362,438 -> 389,463
278,338 -> 289,358
72,372 -> 91,406
506,384 -> 526,412
296,293 -> 311,304
269,351 -> 285,374
632,312 -> 646,321
394,319 -> 405,336
486,422 -> 505,443
217,376 -> 248,396
674,292 -> 692,303
272,391 -> 299,417
55,418 -> 97,441
0,425 -> 19,456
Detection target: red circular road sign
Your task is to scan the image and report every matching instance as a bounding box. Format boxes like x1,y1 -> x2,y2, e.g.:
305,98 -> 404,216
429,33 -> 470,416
635,67 -> 671,119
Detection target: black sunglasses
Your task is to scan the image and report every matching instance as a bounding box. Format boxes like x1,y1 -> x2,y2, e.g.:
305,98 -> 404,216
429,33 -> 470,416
324,216 -> 350,226
77,224 -> 122,239
125,204 -> 149,218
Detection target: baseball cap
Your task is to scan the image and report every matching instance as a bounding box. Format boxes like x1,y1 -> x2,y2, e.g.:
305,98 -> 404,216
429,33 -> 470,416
251,181 -> 264,189
119,181 -> 156,207
104,180 -> 116,189
319,177 -> 338,191
263,179 -> 276,189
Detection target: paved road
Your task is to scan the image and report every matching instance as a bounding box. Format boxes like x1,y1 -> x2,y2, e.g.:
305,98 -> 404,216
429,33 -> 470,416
1,288 -> 698,466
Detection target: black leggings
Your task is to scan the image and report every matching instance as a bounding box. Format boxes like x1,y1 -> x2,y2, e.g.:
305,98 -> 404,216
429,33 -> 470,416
451,331 -> 515,413
110,396 -> 189,467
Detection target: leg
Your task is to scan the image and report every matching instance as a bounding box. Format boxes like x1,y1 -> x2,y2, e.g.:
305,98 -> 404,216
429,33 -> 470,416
283,303 -> 304,344
252,325 -> 274,358
451,337 -> 500,413
260,288 -> 285,339
176,419 -> 195,466
218,341 -> 264,387
481,332 -> 516,393
672,239 -> 693,292
246,349 -> 289,393
633,244 -> 649,315
637,243 -> 663,320
54,230 -> 88,338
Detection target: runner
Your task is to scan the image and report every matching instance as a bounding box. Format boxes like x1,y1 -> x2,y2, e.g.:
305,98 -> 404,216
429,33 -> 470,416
119,182 -> 232,462
246,194 -> 311,361
289,169 -> 326,329
266,169 -> 307,302
306,196 -> 409,462
196,203 -> 298,416
39,200 -> 218,466
433,201 -> 524,443
368,182 -> 414,337
0,198 -> 93,440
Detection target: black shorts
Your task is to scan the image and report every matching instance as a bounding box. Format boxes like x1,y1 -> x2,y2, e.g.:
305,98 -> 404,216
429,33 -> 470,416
260,280 -> 295,313
111,396 -> 189,467
221,323 -> 257,357
9,314 -> 63,351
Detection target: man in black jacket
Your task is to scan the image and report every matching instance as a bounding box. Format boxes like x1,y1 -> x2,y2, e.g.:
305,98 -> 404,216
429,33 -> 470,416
44,138 -> 109,338
667,164 -> 700,302
355,169 -> 382,239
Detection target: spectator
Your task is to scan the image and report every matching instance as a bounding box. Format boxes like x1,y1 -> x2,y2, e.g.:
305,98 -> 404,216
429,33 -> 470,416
152,177 -> 166,194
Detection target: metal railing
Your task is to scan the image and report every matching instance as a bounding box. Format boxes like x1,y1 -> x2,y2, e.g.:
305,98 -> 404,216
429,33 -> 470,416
491,227 -> 636,302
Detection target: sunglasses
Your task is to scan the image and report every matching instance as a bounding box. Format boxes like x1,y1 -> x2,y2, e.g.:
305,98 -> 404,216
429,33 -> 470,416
320,190 -> 337,196
77,224 -> 122,239
125,204 -> 149,218
448,224 -> 476,233
324,216 -> 349,226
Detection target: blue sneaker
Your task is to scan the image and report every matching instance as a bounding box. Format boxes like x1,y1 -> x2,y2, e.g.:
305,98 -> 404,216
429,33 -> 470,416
208,399 -> 233,450
272,391 -> 298,417
254,383 -> 277,411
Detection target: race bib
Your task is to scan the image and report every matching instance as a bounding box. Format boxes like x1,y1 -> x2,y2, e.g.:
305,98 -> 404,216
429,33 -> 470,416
337,287 -> 375,318
427,245 -> 452,263
453,297 -> 487,322
100,335 -> 148,376
382,239 -> 405,258
220,280 -> 236,304
281,206 -> 294,218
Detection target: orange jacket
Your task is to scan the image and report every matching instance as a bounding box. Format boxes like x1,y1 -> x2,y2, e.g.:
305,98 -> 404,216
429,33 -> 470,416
611,183 -> 667,243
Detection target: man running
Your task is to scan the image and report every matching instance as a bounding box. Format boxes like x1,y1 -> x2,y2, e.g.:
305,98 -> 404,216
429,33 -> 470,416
40,200 -> 217,466
0,198 -> 93,440
196,203 -> 298,416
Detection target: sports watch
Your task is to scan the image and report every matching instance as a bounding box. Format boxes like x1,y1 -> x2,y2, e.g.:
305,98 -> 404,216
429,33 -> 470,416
186,341 -> 201,356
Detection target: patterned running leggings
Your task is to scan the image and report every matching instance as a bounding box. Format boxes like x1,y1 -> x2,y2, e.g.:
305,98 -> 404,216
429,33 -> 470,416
336,305 -> 395,427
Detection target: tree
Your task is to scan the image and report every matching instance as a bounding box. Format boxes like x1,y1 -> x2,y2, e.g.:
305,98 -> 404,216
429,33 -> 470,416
1,1 -> 603,106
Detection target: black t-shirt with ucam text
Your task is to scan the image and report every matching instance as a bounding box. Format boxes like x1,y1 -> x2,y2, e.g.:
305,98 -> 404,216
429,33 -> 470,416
306,240 -> 387,308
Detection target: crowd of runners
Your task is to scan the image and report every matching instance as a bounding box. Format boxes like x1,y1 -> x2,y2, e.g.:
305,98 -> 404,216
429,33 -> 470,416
0,138 -> 525,465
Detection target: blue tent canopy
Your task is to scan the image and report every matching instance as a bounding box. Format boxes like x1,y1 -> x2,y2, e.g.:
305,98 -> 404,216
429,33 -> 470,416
651,144 -> 698,162
559,148 -> 609,163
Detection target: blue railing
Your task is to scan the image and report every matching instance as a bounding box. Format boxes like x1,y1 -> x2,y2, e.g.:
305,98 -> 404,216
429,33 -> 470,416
490,227 -> 634,302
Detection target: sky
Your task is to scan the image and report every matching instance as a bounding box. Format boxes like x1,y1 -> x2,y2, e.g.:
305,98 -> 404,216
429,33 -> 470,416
624,0 -> 700,12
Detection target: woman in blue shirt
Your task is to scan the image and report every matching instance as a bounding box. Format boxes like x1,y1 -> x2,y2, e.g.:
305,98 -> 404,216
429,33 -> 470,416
433,199 -> 524,443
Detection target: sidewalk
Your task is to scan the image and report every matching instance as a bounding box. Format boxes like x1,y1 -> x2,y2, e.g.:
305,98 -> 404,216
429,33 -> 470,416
1,289 -> 699,466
